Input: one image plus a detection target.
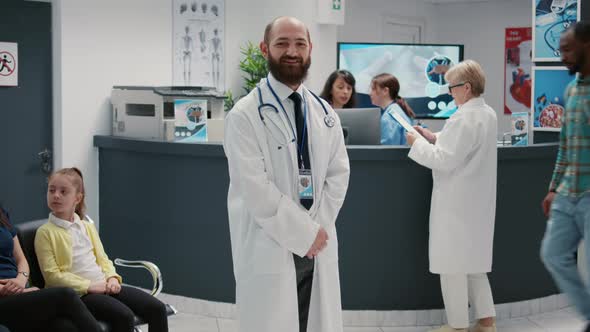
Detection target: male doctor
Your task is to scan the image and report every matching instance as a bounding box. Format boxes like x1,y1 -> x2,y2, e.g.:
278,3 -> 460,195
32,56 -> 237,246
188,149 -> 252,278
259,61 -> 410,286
223,16 -> 350,332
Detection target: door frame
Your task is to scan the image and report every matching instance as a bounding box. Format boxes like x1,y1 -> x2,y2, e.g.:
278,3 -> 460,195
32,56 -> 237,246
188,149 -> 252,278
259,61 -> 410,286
381,15 -> 425,44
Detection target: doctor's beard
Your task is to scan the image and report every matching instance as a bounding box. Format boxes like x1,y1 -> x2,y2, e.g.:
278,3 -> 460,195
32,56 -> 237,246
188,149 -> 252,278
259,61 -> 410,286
267,50 -> 311,86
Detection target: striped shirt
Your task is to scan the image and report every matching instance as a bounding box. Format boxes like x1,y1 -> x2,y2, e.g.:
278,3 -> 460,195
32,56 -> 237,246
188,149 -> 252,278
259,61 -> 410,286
549,76 -> 590,196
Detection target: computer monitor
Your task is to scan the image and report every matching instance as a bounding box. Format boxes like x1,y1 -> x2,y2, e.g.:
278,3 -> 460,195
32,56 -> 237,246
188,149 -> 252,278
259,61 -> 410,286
337,42 -> 464,119
335,107 -> 381,145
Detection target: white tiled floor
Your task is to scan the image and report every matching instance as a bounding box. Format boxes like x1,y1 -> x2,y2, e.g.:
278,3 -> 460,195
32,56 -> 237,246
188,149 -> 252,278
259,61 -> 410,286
140,307 -> 588,332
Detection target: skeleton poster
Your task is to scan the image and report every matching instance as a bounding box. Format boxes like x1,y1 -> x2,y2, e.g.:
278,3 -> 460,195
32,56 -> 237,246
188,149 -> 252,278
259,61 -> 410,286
173,0 -> 224,91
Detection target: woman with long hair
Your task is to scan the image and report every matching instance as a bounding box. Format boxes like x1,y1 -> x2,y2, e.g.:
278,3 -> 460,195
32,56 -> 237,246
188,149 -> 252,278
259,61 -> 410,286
369,73 -> 415,145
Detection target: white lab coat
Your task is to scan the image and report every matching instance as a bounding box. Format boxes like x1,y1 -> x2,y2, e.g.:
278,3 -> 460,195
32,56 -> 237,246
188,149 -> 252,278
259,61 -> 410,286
223,75 -> 350,332
408,97 -> 497,274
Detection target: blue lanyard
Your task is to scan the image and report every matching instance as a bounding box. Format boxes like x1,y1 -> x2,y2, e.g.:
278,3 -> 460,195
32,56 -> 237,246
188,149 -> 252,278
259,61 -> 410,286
266,78 -> 309,168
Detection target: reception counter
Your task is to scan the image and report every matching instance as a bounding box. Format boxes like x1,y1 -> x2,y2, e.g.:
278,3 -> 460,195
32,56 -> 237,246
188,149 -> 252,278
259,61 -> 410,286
94,135 -> 559,310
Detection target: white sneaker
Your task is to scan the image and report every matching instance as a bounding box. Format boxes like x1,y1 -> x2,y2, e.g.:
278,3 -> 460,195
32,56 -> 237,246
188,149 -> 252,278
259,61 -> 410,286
428,325 -> 468,332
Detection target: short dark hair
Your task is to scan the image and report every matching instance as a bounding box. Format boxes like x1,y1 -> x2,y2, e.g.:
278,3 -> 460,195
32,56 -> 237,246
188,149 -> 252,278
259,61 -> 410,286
263,16 -> 311,45
319,70 -> 357,108
572,20 -> 590,43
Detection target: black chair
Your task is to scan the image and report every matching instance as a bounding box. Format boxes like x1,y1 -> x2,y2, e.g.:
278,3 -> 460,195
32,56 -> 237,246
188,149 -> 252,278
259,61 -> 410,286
16,218 -> 177,332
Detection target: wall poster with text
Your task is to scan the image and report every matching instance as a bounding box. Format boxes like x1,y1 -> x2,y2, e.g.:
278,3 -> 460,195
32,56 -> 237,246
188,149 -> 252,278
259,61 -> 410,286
505,27 -> 532,115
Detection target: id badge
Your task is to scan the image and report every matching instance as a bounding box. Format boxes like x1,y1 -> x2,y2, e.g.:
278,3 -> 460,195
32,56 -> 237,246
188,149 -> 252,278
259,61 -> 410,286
298,169 -> 313,200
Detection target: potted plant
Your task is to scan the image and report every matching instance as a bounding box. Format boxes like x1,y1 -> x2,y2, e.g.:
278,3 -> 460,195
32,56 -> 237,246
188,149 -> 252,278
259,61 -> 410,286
225,41 -> 268,112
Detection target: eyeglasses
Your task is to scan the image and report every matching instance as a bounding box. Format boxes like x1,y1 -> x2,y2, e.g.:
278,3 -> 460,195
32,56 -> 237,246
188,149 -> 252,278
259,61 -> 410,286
448,82 -> 467,93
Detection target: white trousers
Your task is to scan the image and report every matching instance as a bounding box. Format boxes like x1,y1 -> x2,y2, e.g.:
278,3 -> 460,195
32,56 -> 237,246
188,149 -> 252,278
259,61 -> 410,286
440,273 -> 496,328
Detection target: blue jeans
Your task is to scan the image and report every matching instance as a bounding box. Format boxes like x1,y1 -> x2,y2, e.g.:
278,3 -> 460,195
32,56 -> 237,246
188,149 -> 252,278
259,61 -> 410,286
541,193 -> 590,319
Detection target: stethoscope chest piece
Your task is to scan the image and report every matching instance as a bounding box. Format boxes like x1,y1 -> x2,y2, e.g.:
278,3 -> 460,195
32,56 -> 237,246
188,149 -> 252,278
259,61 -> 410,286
324,115 -> 335,128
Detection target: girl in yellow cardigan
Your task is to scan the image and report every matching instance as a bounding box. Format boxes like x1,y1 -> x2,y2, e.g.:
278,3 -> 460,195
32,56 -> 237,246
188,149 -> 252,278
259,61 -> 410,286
34,168 -> 168,332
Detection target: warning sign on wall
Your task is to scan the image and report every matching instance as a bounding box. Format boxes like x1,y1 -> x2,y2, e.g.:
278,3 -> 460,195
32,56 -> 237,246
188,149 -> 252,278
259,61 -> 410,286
0,42 -> 18,87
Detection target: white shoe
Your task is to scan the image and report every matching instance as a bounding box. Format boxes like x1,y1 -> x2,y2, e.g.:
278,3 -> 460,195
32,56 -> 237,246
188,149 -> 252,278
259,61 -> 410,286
428,325 -> 468,332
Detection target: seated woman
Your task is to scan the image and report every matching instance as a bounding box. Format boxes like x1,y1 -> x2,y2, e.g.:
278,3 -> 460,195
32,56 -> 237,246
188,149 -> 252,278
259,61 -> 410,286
320,69 -> 357,109
0,206 -> 99,332
369,73 -> 416,145
35,167 -> 169,332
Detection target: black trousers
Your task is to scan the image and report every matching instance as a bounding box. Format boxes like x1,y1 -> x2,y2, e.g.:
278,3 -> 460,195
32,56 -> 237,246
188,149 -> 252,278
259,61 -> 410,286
81,285 -> 168,332
293,254 -> 314,332
0,287 -> 100,332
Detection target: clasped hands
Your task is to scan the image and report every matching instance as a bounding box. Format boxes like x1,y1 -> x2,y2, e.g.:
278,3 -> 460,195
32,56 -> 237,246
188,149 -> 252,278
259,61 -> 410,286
305,227 -> 328,259
0,276 -> 37,296
88,277 -> 121,295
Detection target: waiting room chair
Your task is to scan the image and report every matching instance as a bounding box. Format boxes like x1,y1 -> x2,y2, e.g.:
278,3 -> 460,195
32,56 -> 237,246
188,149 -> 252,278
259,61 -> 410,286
15,218 -> 177,332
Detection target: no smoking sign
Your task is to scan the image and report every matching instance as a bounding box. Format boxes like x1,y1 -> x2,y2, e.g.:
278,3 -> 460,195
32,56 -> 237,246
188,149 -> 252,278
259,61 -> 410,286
0,42 -> 18,86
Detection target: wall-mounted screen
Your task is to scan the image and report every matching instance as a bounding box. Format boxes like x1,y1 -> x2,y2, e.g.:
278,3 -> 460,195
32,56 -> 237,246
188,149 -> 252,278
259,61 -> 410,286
337,42 -> 464,119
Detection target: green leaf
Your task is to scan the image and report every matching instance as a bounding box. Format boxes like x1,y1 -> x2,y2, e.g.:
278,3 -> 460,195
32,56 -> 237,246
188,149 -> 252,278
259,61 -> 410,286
226,41 -> 269,111
224,90 -> 235,112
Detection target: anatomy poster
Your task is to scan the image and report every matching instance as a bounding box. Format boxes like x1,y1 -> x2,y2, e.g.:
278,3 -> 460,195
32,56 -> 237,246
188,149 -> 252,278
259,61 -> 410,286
173,0 -> 224,91
531,66 -> 575,131
0,42 -> 18,87
504,27 -> 532,115
532,0 -> 579,62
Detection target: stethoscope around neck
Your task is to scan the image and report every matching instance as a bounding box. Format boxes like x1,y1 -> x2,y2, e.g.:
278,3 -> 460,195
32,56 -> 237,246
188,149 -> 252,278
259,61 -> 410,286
256,78 -> 335,147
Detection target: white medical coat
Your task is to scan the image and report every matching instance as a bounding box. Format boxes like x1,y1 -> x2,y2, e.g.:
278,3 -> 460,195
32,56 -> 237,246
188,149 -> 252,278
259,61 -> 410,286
223,75 -> 350,332
408,97 -> 497,274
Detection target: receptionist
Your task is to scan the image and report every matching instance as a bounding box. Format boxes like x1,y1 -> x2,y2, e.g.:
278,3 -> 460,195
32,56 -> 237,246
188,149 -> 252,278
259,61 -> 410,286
369,73 -> 415,145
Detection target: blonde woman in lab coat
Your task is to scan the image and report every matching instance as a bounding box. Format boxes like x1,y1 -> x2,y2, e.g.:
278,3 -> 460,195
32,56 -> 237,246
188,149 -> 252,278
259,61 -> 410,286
406,60 -> 498,332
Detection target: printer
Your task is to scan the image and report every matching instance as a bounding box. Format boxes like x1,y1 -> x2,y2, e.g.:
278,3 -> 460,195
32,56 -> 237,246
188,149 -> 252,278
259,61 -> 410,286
111,86 -> 226,140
